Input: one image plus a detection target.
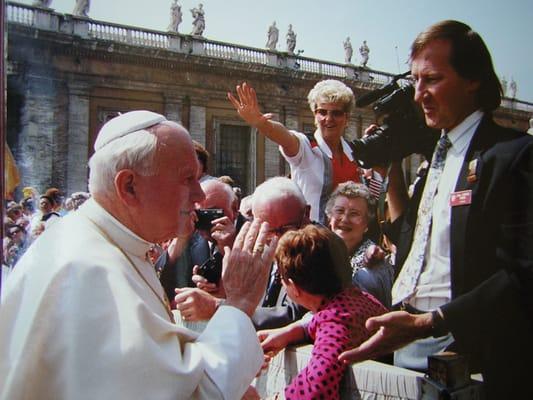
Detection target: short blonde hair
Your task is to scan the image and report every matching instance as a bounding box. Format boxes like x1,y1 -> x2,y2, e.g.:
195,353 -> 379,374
307,79 -> 355,114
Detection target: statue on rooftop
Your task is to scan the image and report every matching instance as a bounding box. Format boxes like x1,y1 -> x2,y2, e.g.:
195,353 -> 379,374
266,21 -> 279,51
190,3 -> 205,36
73,0 -> 90,17
343,37 -> 353,64
509,78 -> 517,99
286,24 -> 297,54
359,40 -> 370,67
33,0 -> 52,7
500,76 -> 508,96
168,0 -> 182,33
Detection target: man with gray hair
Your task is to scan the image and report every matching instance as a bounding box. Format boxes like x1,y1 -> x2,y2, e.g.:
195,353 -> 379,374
160,179 -> 239,302
251,177 -> 312,329
174,177 -> 311,327
0,110 -> 276,400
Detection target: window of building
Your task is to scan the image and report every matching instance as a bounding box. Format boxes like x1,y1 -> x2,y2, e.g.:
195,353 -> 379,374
215,123 -> 253,195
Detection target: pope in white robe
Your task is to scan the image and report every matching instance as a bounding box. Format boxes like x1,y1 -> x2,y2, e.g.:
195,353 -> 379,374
0,111 -> 274,400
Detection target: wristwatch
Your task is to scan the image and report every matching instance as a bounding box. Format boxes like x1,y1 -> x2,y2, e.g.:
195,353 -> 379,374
431,308 -> 449,338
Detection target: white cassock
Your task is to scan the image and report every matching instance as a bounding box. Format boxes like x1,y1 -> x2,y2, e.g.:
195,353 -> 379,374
0,198 -> 263,400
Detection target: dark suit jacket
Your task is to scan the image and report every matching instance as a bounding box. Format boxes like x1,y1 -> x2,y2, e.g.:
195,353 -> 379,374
158,232 -> 210,300
159,214 -> 247,301
388,115 -> 533,399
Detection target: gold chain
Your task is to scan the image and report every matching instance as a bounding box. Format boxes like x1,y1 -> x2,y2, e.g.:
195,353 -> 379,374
85,216 -> 175,324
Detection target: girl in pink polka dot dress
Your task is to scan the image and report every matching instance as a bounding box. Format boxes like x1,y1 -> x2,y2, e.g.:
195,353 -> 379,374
258,225 -> 387,400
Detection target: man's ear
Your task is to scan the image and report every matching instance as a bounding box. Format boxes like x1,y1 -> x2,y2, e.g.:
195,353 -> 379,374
467,79 -> 481,94
114,169 -> 139,205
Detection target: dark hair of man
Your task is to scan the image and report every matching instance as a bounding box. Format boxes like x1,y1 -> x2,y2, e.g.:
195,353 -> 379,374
193,140 -> 209,174
276,224 -> 351,298
410,20 -> 502,112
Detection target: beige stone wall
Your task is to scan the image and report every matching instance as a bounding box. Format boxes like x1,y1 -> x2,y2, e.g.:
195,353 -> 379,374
7,21 -> 529,198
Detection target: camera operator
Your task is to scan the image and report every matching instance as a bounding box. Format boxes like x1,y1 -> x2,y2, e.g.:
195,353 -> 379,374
158,179 -> 239,304
339,20 -> 533,399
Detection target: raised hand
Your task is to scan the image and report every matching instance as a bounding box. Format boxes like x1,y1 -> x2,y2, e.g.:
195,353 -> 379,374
227,82 -> 273,128
222,219 -> 278,317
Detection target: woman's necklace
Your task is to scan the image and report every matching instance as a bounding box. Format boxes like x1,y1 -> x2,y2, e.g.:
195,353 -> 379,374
85,216 -> 175,324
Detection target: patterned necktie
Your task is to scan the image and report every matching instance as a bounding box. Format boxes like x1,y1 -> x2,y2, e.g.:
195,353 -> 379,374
392,134 -> 452,305
262,264 -> 282,307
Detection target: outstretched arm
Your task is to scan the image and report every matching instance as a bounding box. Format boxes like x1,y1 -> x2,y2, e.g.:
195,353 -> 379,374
228,82 -> 300,157
338,310 -> 433,364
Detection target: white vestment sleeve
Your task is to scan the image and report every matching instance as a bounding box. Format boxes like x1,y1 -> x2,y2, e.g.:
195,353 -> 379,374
189,306 -> 263,400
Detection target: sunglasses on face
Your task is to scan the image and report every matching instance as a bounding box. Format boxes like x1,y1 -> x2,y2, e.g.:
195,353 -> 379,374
314,108 -> 346,119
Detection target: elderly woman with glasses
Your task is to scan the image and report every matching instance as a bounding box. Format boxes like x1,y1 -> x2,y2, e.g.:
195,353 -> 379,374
258,224 -> 386,400
325,181 -> 394,308
228,79 -> 369,224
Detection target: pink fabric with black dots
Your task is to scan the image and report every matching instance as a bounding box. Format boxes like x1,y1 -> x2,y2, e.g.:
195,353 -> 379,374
285,287 -> 387,400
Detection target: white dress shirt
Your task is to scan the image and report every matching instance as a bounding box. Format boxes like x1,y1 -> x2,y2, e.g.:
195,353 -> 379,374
411,110 -> 483,311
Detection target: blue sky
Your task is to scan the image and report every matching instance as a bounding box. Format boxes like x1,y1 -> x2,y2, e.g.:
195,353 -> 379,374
16,0 -> 533,103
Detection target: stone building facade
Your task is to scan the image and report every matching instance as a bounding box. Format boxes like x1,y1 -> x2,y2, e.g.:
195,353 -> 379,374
6,2 -> 532,198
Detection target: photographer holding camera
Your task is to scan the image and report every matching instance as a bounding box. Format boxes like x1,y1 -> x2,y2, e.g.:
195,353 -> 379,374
340,20 -> 533,399
158,179 -> 239,308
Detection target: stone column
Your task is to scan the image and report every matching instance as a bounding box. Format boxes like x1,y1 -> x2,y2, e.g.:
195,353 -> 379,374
168,35 -> 182,52
278,105 -> 299,176
266,53 -> 281,67
164,93 -> 182,124
66,81 -> 90,194
344,65 -> 357,80
189,104 -> 206,144
17,76 -> 69,193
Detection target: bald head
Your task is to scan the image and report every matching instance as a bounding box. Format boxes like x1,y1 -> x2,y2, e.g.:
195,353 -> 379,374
252,177 -> 309,234
199,179 -> 237,222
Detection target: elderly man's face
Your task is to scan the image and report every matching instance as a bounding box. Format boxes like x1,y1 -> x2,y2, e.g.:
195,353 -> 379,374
197,182 -> 236,224
135,125 -> 205,243
253,196 -> 307,238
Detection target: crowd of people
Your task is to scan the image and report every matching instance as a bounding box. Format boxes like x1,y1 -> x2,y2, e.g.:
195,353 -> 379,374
0,19 -> 531,400
2,188 -> 90,271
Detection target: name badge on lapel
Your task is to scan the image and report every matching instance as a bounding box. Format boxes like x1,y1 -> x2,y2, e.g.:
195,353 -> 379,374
450,190 -> 472,207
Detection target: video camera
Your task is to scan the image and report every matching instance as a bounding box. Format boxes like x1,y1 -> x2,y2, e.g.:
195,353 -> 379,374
351,71 -> 438,168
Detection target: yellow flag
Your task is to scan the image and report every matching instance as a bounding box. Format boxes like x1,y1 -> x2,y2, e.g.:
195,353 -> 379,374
4,144 -> 20,198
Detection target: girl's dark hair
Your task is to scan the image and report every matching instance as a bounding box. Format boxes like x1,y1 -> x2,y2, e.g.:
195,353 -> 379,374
276,224 -> 352,297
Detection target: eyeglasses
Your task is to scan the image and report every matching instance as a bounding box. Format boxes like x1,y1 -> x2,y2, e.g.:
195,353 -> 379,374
314,108 -> 346,119
267,215 -> 305,237
331,207 -> 365,221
